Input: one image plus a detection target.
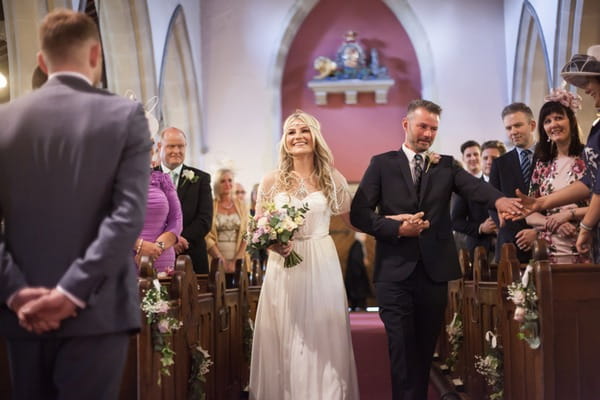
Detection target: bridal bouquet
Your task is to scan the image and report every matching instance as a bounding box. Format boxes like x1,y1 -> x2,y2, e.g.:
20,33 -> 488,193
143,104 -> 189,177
247,202 -> 309,268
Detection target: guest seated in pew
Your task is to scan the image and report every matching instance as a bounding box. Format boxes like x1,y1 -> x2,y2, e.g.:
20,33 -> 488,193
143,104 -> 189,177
525,94 -> 589,263
519,46 -> 600,262
206,168 -> 250,273
133,112 -> 183,273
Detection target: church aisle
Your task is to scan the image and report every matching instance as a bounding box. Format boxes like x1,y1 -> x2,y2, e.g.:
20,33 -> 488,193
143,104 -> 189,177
349,312 -> 441,400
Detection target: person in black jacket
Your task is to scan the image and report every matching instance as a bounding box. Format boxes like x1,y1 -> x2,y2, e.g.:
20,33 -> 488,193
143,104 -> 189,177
156,127 -> 213,273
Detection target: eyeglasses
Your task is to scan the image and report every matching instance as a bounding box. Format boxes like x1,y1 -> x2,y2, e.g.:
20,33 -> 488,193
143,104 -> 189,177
235,191 -> 246,195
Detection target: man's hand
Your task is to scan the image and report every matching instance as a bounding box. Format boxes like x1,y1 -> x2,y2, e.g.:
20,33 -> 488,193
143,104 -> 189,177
8,287 -> 51,313
398,219 -> 430,237
18,289 -> 78,334
386,211 -> 426,224
174,236 -> 190,255
479,217 -> 498,235
515,228 -> 537,252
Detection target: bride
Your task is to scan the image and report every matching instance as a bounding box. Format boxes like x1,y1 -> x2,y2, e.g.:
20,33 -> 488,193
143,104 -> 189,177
249,110 -> 359,399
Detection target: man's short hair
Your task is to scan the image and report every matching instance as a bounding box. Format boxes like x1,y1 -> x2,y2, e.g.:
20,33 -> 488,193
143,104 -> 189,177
39,9 -> 100,65
407,99 -> 442,117
501,102 -> 534,121
481,140 -> 507,155
158,127 -> 187,143
460,140 -> 480,155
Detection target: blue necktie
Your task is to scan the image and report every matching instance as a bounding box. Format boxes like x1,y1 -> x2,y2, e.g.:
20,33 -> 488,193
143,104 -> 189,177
520,149 -> 532,186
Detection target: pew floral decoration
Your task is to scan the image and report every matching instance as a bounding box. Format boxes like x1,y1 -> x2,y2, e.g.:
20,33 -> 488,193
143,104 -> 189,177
246,202 -> 309,268
445,312 -> 463,372
507,262 -> 540,349
244,317 -> 254,363
474,330 -> 504,400
141,279 -> 183,381
425,151 -> 441,173
189,343 -> 213,400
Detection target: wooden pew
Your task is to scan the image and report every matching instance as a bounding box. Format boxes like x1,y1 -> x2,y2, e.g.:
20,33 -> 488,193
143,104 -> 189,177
499,242 -> 600,400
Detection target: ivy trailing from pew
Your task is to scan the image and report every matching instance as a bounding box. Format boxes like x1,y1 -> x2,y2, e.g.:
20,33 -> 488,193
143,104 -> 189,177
189,343 -> 213,400
141,279 -> 183,382
506,262 -> 540,349
445,312 -> 463,372
474,330 -> 504,400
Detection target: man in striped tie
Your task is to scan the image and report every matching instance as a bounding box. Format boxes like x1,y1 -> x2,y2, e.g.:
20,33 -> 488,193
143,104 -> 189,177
489,102 -> 538,262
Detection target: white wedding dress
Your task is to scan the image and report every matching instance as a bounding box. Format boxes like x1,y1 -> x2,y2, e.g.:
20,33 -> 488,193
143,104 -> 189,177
249,172 -> 359,400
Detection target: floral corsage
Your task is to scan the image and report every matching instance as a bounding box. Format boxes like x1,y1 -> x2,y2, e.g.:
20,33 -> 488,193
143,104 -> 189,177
425,151 -> 441,173
181,169 -> 199,186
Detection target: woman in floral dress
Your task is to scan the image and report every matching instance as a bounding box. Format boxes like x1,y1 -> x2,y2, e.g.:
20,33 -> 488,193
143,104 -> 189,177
526,99 -> 589,263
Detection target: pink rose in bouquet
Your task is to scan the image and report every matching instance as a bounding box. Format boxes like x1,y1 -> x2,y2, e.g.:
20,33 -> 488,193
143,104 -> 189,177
247,202 -> 309,268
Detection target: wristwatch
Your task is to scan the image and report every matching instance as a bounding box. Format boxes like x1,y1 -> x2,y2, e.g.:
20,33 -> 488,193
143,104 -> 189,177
155,241 -> 165,250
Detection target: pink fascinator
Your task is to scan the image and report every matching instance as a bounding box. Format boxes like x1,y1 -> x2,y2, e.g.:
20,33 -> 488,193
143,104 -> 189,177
544,86 -> 582,113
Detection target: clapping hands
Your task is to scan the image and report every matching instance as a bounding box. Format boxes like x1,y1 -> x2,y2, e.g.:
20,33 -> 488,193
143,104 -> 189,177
9,287 -> 77,334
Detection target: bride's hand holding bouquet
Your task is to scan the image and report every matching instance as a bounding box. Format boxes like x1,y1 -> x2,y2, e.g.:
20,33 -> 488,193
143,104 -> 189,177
247,202 -> 309,268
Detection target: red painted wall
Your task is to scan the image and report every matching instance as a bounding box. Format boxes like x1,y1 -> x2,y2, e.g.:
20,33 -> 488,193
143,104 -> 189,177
281,0 -> 421,182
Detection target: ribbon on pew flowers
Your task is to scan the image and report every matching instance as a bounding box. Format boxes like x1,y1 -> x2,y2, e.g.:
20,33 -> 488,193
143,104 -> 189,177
474,331 -> 504,400
445,312 -> 463,372
141,279 -> 183,382
507,262 -> 540,349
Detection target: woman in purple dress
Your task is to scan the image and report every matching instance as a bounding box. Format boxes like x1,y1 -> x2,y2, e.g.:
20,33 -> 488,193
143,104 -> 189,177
134,169 -> 183,273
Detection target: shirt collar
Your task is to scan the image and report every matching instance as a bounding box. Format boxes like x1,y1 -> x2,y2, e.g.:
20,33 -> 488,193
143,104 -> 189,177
515,145 -> 535,157
48,71 -> 93,86
161,163 -> 184,176
402,143 -> 425,161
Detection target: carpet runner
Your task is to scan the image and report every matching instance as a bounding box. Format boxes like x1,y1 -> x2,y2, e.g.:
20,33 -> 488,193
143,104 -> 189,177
349,312 -> 441,400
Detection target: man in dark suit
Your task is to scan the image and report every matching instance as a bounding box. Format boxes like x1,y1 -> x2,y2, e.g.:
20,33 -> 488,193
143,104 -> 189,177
489,102 -> 537,263
350,99 -> 519,400
452,140 -> 506,259
0,9 -> 151,399
156,127 -> 213,273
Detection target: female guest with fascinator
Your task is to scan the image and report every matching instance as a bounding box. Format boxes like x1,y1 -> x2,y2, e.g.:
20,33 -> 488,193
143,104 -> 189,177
526,92 -> 589,263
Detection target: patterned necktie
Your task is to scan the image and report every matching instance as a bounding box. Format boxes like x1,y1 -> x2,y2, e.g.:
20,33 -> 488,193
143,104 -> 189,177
414,154 -> 424,191
520,149 -> 532,186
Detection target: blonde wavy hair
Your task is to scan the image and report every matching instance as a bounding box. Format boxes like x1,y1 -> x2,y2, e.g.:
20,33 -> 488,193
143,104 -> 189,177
213,168 -> 235,199
275,110 -> 339,212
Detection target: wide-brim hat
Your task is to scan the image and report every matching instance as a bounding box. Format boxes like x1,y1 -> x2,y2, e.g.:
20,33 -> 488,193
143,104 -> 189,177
561,45 -> 600,88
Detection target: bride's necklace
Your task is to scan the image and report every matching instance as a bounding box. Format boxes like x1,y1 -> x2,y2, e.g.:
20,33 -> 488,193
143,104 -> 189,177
294,170 -> 316,198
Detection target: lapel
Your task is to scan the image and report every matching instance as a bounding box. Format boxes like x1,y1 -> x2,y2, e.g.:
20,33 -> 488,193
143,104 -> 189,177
419,155 -> 434,204
396,150 -> 418,205
177,165 -> 190,198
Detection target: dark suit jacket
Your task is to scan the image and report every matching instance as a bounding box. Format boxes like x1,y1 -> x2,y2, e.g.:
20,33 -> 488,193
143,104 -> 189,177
488,148 -> 532,263
350,150 -> 503,283
0,75 -> 151,338
157,165 -> 213,273
451,178 -> 496,257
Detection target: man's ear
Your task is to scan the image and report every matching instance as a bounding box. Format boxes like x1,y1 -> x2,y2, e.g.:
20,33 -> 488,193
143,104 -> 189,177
401,117 -> 409,132
37,51 -> 49,74
89,42 -> 102,68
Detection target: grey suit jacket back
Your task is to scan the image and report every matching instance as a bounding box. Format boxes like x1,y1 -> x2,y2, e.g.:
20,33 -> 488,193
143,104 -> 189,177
0,76 -> 152,338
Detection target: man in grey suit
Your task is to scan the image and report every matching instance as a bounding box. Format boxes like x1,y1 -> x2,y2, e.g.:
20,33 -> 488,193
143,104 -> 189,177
0,9 -> 151,399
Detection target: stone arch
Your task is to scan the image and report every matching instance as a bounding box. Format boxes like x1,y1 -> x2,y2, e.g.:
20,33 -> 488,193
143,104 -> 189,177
158,5 -> 205,163
512,2 -> 551,115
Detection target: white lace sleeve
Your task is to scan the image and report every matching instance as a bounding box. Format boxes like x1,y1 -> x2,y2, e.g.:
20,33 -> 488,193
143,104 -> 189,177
331,169 -> 353,215
256,170 -> 278,216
